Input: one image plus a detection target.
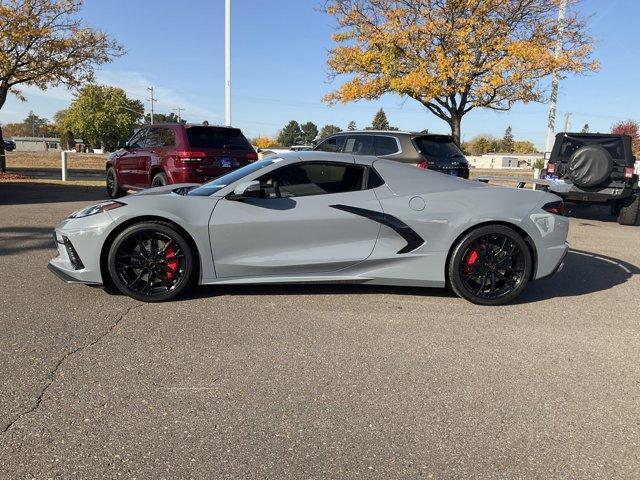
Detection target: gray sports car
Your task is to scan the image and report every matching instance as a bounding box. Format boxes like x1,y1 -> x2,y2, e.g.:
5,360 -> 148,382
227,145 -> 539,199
49,152 -> 569,305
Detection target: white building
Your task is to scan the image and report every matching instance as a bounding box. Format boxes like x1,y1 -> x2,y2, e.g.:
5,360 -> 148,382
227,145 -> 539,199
466,153 -> 541,169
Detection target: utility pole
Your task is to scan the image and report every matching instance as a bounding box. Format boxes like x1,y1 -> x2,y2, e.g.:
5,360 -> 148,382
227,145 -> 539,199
545,0 -> 568,154
225,0 -> 231,126
563,112 -> 571,132
147,86 -> 156,124
173,107 -> 184,123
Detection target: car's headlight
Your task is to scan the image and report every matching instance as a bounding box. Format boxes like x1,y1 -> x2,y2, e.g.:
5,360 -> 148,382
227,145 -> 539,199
69,201 -> 126,219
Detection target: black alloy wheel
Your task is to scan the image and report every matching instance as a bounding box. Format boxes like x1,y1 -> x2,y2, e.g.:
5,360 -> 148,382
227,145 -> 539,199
449,225 -> 532,305
107,221 -> 195,302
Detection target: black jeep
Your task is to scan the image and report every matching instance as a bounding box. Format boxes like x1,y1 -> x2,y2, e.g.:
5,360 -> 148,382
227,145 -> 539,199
544,132 -> 639,225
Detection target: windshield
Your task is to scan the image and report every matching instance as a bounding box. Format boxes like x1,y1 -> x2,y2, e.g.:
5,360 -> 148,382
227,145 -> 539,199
413,136 -> 464,162
188,158 -> 279,196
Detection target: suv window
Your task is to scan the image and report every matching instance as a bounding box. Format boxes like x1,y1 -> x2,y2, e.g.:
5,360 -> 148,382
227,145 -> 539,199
315,136 -> 346,153
186,127 -> 251,150
259,162 -> 364,198
413,136 -> 463,162
144,128 -> 176,148
342,135 -> 373,155
374,136 -> 399,155
128,128 -> 147,148
558,135 -> 625,160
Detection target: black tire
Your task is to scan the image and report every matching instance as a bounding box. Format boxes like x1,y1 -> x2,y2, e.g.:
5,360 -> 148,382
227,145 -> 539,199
617,194 -> 640,226
448,225 -> 532,306
107,167 -> 126,198
568,145 -> 613,188
151,172 -> 168,188
107,221 -> 195,302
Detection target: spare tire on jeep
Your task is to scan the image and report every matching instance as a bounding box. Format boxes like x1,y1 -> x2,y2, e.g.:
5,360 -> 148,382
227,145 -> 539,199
568,145 -> 613,188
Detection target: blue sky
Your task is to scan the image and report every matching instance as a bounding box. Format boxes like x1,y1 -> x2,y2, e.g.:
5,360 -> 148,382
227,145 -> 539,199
1,0 -> 637,149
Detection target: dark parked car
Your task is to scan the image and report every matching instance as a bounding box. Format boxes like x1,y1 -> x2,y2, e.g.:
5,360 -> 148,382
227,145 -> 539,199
106,124 -> 257,198
544,132 -> 639,225
3,139 -> 16,151
314,130 -> 469,178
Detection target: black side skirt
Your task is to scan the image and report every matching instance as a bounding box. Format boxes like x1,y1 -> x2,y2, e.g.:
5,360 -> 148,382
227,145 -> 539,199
330,204 -> 425,254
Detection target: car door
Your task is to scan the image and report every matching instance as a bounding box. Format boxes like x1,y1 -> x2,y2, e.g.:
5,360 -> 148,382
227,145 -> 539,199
116,128 -> 148,188
209,160 -> 382,278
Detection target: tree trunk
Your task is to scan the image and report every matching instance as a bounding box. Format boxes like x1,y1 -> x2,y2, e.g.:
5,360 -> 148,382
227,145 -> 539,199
449,115 -> 462,146
0,124 -> 6,173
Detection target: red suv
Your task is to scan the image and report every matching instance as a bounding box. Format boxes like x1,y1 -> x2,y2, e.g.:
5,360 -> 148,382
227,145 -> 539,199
106,124 -> 257,198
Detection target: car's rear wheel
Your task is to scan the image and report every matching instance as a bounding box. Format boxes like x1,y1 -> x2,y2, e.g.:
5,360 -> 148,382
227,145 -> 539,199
617,194 -> 639,226
448,225 -> 532,306
151,172 -> 168,188
107,221 -> 195,302
107,167 -> 126,198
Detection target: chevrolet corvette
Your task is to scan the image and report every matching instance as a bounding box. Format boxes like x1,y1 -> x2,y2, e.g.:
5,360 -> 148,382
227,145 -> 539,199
49,152 -> 569,305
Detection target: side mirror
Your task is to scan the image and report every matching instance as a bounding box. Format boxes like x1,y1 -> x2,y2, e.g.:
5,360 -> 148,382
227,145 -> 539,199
227,180 -> 261,201
117,140 -> 128,149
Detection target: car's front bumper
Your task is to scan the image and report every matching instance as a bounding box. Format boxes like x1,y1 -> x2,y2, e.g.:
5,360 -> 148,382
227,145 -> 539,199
48,214 -> 113,285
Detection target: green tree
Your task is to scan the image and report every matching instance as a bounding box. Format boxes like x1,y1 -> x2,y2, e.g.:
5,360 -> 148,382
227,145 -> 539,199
319,124 -> 342,139
370,108 -> 389,130
63,85 -> 143,151
277,120 -> 303,147
465,135 -> 501,156
144,112 -> 186,124
513,141 -> 539,154
502,126 -> 514,152
347,120 -> 357,131
0,0 -> 123,170
300,121 -> 319,144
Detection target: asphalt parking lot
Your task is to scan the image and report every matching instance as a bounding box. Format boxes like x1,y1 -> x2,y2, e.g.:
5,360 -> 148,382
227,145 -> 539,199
0,183 -> 639,479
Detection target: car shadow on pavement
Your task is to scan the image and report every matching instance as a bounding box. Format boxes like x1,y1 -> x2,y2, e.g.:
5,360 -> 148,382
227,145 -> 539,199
515,248 -> 640,304
0,226 -> 56,256
187,282 -> 456,302
0,183 -> 108,206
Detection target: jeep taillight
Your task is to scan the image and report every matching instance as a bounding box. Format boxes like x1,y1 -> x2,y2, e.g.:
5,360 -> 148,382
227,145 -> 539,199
624,166 -> 634,179
417,160 -> 434,169
245,151 -> 258,162
177,150 -> 207,162
542,200 -> 565,216
546,163 -> 556,174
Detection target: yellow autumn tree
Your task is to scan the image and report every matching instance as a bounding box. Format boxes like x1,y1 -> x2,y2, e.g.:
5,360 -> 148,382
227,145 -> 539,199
0,0 -> 123,171
323,0 -> 598,144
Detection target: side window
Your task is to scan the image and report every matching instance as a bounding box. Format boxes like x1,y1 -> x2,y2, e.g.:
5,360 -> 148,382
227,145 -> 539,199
315,136 -> 346,153
143,128 -> 163,148
128,128 -> 147,148
259,162 -> 364,198
367,167 -> 385,188
159,128 -> 176,147
374,136 -> 399,155
342,135 -> 373,156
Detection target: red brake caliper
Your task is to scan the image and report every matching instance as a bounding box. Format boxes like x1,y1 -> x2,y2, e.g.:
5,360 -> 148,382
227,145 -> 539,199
164,246 -> 179,281
463,247 -> 480,274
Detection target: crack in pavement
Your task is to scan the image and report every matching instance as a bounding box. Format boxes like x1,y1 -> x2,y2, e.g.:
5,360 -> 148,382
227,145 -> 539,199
0,303 -> 143,436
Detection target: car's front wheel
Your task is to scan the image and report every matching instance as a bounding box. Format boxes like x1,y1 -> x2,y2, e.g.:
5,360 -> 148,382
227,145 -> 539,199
107,221 -> 195,302
448,225 -> 532,306
107,167 -> 126,198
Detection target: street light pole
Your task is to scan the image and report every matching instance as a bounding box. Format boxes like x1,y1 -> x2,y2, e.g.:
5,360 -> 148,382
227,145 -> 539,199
545,0 -> 568,155
225,0 -> 231,126
173,107 -> 184,123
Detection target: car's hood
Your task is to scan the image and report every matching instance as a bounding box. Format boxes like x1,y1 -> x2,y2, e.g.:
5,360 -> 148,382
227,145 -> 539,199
131,183 -> 199,197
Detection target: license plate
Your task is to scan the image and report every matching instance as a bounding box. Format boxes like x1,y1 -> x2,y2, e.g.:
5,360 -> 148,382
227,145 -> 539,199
218,158 -> 237,168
